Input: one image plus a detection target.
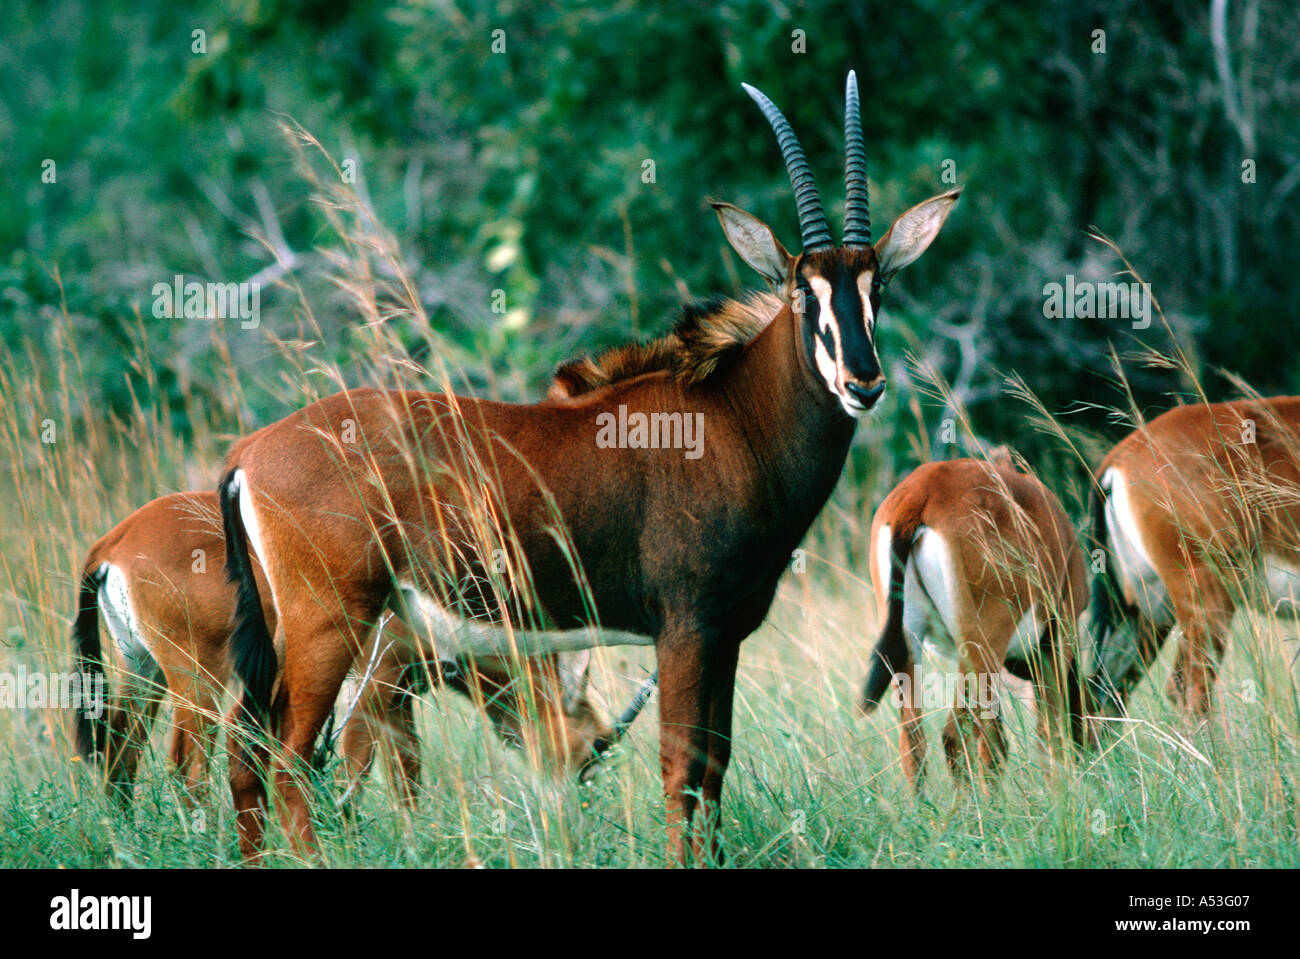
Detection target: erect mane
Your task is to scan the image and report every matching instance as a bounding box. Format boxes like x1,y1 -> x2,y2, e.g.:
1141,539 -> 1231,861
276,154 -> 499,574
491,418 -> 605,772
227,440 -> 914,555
548,291 -> 783,399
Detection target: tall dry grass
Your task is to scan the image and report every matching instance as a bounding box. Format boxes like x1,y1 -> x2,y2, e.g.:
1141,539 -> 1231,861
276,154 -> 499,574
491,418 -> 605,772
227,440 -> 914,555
0,136 -> 1296,867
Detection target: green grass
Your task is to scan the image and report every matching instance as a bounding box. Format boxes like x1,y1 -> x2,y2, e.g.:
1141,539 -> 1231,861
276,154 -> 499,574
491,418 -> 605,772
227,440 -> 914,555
4,538 -> 1298,868
2,324 -> 1297,868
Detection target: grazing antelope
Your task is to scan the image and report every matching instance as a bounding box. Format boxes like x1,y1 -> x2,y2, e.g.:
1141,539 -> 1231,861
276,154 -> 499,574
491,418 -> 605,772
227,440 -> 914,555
220,71 -> 958,864
859,452 -> 1088,787
70,492 -> 610,805
1089,396 -> 1300,717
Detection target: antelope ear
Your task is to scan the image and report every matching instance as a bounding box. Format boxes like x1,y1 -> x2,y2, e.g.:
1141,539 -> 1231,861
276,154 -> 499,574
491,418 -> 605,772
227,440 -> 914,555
875,188 -> 961,280
710,199 -> 795,289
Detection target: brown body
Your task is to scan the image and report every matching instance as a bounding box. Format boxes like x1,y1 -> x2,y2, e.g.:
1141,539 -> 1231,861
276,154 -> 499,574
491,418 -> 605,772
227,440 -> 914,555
71,492 -> 609,804
221,327 -> 854,863
1090,396 -> 1300,715
859,455 -> 1088,788
220,73 -> 957,864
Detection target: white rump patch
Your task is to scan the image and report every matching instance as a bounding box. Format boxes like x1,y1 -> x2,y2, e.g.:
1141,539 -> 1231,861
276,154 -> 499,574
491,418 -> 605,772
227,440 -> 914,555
233,468 -> 278,615
880,526 -> 1043,665
98,562 -> 161,684
1101,467 -> 1171,624
392,582 -> 654,661
1004,603 -> 1043,662
879,525 -> 961,661
873,523 -> 894,617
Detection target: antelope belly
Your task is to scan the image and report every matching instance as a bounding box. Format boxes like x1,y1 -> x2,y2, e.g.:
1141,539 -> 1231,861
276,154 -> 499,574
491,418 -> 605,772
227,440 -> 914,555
1263,553 -> 1300,618
393,582 -> 654,660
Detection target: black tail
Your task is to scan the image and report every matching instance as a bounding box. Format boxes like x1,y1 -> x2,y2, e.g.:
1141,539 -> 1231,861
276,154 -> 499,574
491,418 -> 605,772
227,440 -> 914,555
1086,481 -> 1126,710
860,526 -> 915,711
220,469 -> 277,726
71,567 -> 107,761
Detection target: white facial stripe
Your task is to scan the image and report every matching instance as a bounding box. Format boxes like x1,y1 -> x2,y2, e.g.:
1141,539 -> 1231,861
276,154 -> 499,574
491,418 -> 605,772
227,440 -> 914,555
854,272 -> 887,385
856,273 -> 877,333
808,277 -> 837,338
812,336 -> 839,396
808,276 -> 844,396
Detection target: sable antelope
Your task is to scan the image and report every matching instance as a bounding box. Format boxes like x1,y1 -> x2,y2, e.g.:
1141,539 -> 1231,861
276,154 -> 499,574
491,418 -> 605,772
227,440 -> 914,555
1089,396 -> 1300,717
859,452 -> 1088,787
70,492 -> 610,805
220,71 -> 959,864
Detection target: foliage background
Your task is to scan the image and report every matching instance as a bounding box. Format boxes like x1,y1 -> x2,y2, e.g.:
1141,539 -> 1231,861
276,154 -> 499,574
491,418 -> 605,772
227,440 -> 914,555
6,0 -> 1298,483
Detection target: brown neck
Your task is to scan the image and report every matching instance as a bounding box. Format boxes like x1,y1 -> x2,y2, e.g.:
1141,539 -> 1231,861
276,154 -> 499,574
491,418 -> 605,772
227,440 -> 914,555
716,302 -> 857,528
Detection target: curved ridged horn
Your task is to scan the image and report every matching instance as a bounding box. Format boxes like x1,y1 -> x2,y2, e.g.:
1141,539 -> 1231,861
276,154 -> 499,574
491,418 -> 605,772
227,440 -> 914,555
842,70 -> 871,247
742,82 -> 834,254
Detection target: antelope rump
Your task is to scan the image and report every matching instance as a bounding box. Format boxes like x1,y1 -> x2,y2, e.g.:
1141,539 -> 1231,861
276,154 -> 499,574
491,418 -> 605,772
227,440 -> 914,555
859,451 -> 1089,788
1089,397 -> 1300,717
70,492 -> 612,807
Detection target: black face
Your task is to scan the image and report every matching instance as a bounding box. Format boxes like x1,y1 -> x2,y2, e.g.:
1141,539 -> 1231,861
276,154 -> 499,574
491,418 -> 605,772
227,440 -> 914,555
795,249 -> 887,417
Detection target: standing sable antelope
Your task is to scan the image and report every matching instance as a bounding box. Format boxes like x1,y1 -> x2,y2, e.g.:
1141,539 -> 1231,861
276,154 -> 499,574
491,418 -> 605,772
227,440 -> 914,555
859,453 -> 1088,787
1089,397 -> 1300,717
220,71 -> 959,864
71,491 -> 610,805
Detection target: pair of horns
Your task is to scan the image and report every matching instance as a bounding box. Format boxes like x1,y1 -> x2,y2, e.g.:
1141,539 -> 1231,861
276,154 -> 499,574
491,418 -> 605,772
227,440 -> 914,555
742,70 -> 871,253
